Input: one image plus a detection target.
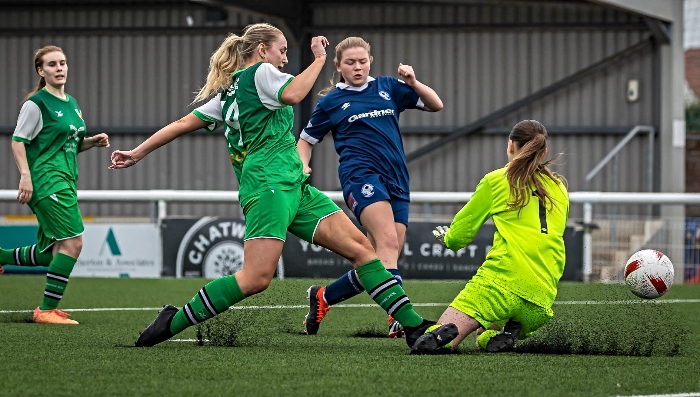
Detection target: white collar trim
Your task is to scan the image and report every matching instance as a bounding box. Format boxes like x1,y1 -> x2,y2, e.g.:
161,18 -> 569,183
336,76 -> 375,91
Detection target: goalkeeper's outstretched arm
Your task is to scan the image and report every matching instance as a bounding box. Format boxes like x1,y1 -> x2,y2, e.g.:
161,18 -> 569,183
436,177 -> 494,251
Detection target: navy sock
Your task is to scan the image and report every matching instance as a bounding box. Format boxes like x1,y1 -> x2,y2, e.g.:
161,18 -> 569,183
388,268 -> 403,287
324,268 -> 403,306
323,269 -> 364,306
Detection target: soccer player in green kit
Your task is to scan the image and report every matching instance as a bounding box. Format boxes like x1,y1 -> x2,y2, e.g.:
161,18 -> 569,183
411,120 -> 569,354
0,45 -> 110,324
109,23 -> 457,352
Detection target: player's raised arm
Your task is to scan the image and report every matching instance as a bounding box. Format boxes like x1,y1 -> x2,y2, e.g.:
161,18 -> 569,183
397,63 -> 443,112
109,114 -> 208,169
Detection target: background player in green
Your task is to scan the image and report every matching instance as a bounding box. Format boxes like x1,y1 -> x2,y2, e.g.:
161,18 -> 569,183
0,45 -> 110,325
109,23 -> 457,352
410,120 -> 569,354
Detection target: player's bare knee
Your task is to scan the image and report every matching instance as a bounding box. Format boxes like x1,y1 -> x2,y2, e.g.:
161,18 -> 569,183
72,239 -> 83,256
246,275 -> 273,296
58,237 -> 82,258
348,242 -> 377,268
375,234 -> 400,253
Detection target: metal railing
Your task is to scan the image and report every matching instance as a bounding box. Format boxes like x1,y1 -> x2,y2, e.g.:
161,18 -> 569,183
2,189 -> 700,283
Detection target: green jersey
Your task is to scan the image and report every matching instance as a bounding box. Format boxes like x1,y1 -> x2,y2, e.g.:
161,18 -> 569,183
445,166 -> 569,308
193,62 -> 307,200
12,88 -> 86,207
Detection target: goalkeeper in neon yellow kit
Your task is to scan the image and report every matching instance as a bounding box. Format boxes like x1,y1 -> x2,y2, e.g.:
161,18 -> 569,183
410,120 -> 569,354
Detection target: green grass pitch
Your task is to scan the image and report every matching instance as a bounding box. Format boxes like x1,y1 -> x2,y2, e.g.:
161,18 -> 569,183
1,276 -> 699,397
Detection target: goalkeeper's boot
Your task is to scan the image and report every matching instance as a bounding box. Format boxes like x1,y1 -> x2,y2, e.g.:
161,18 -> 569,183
135,304 -> 178,347
33,307 -> 78,325
0,264 -> 4,276
303,285 -> 330,335
405,319 -> 458,348
409,322 -> 459,354
483,320 -> 521,352
388,315 -> 405,338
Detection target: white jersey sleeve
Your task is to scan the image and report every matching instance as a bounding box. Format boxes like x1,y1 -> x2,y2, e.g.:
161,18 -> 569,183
13,101 -> 43,142
192,93 -> 224,132
254,63 -> 294,110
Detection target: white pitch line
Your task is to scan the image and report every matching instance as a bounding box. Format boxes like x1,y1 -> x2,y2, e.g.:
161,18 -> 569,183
554,299 -> 700,305
1,299 -> 699,314
614,393 -> 700,397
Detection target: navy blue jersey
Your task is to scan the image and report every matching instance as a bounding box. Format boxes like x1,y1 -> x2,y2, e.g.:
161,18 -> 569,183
300,76 -> 423,199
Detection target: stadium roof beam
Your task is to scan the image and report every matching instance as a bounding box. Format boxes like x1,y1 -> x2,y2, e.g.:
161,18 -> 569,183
643,17 -> 672,45
304,22 -> 647,34
190,0 -> 307,45
0,26 -> 246,37
586,0 -> 676,23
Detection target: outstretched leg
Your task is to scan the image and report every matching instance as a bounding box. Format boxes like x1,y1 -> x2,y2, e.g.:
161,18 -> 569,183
0,244 -> 53,267
135,238 -> 283,347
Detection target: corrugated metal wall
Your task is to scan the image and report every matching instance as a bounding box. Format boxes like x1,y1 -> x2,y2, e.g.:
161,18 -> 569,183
0,5 -> 262,128
0,2 -> 659,219
0,4 -> 251,217
308,3 -> 657,218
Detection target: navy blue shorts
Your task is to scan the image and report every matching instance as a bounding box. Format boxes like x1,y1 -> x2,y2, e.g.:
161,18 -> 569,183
342,174 -> 409,226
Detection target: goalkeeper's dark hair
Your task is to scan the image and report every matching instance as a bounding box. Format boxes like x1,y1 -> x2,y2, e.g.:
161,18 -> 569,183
319,37 -> 372,96
506,120 -> 567,215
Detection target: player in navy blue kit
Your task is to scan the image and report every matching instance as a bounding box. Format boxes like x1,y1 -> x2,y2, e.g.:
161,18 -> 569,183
298,36 -> 443,337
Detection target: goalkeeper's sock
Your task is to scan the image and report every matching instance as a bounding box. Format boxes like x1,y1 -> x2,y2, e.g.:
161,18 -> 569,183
40,253 -> 76,310
355,259 -> 422,328
477,330 -> 501,350
169,275 -> 245,335
324,268 -> 404,306
0,245 -> 53,266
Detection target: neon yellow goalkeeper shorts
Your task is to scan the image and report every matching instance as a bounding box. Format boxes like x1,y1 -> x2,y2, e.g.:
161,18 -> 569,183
449,275 -> 554,339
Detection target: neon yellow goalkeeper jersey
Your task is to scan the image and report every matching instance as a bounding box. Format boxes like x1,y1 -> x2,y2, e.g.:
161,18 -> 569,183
444,166 -> 569,308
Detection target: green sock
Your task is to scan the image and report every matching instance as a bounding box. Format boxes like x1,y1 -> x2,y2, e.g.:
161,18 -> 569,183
355,259 -> 423,328
0,245 -> 53,266
169,275 -> 245,335
40,253 -> 77,310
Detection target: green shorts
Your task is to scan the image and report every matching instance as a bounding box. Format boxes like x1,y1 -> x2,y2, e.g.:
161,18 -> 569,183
30,189 -> 84,253
241,183 -> 341,242
450,275 -> 554,340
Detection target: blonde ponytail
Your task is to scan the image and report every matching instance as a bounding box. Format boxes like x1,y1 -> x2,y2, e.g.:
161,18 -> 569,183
193,34 -> 245,103
193,23 -> 284,103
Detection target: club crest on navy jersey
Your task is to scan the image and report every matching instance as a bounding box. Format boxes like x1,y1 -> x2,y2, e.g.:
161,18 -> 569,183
379,91 -> 391,100
361,183 -> 375,197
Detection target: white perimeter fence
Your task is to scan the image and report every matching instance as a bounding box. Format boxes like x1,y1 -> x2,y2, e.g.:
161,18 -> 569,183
1,190 -> 700,284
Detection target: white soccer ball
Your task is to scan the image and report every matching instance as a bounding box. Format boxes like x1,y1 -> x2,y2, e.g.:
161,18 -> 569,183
624,249 -> 674,299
